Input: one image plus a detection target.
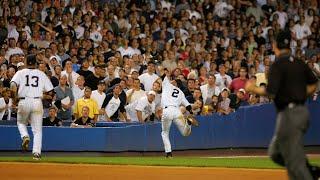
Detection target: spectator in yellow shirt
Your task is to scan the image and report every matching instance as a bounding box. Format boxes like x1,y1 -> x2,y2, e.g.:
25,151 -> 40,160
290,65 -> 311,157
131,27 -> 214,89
73,87 -> 99,122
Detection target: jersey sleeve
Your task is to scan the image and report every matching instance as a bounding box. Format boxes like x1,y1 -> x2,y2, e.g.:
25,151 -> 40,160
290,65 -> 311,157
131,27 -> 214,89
180,90 -> 191,107
42,72 -> 54,92
162,76 -> 170,87
304,63 -> 318,85
10,70 -> 21,86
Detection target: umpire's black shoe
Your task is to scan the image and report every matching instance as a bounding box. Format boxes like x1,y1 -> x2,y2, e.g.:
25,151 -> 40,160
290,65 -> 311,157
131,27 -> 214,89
33,153 -> 41,161
310,165 -> 320,180
21,136 -> 30,152
166,152 -> 173,158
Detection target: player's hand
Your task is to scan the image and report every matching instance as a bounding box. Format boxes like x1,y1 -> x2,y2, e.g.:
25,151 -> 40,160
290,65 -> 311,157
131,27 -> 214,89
99,109 -> 105,115
186,114 -> 199,127
164,69 -> 171,77
43,94 -> 52,100
62,104 -> 70,110
245,79 -> 256,93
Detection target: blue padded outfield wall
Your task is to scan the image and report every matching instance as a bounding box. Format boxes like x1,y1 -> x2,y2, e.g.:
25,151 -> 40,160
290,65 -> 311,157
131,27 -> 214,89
0,101 -> 320,152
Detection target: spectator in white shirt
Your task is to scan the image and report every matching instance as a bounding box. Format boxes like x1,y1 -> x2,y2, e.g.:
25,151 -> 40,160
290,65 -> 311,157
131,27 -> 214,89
131,38 -> 141,56
200,75 -> 221,105
125,91 -> 156,123
61,59 -> 80,88
139,61 -> 159,91
214,0 -> 234,18
91,80 -> 107,109
215,64 -> 232,91
5,38 -> 24,61
161,0 -> 172,10
126,78 -> 146,105
73,18 -> 84,39
186,4 -> 202,20
291,16 -> 311,49
72,75 -> 85,110
7,18 -> 31,42
271,3 -> 288,29
89,22 -> 102,48
117,38 -> 135,57
91,80 -> 107,121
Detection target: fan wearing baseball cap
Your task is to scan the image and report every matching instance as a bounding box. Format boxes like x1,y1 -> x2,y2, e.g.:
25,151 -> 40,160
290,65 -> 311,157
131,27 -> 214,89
124,91 -> 156,123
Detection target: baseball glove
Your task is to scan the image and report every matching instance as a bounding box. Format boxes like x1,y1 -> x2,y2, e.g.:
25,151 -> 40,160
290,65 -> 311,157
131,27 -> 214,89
186,114 -> 199,127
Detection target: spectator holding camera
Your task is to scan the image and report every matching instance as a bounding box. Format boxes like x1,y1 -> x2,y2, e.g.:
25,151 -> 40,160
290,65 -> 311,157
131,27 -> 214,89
54,75 -> 74,121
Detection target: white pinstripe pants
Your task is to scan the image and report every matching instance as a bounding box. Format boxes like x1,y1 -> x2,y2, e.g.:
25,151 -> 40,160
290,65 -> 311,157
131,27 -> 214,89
17,98 -> 43,154
161,106 -> 191,153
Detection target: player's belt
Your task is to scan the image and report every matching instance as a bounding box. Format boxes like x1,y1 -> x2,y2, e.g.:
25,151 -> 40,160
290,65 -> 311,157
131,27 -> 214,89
287,102 -> 303,109
164,105 -> 178,109
19,97 -> 40,100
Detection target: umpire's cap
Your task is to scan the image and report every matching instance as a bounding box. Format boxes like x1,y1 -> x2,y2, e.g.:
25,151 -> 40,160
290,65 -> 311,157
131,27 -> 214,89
26,54 -> 37,66
276,30 -> 291,50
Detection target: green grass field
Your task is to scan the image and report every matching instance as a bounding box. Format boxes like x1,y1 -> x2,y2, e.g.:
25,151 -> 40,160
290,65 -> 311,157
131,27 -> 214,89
1,156 -> 320,169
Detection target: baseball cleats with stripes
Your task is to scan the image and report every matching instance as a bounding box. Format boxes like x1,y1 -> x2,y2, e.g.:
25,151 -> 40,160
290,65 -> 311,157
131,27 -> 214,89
21,136 -> 30,152
33,153 -> 41,160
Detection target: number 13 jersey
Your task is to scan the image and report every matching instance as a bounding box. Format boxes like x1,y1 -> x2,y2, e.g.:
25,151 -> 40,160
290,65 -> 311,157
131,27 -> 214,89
11,69 -> 54,98
161,76 -> 190,108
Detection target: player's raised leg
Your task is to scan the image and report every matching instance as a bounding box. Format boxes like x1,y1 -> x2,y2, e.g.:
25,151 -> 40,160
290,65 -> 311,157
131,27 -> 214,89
173,114 -> 191,137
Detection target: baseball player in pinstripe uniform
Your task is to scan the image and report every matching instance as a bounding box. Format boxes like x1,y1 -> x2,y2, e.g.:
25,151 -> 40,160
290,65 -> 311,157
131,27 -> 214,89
10,54 -> 54,160
161,75 -> 198,158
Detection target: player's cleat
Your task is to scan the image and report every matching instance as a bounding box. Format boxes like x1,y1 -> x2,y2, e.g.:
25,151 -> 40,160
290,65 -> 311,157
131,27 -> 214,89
21,136 -> 30,152
166,152 -> 173,158
186,115 -> 199,127
33,153 -> 41,160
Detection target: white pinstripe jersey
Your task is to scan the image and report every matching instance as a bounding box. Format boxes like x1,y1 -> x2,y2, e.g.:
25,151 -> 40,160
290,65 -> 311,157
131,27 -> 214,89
11,69 -> 53,98
161,76 -> 190,108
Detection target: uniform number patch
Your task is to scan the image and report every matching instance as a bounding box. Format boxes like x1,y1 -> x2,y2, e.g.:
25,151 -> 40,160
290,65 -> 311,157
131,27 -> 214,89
172,89 -> 179,98
25,75 -> 39,87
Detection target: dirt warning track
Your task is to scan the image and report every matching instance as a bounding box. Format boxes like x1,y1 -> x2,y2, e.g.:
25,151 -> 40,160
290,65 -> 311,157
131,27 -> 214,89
0,162 -> 287,180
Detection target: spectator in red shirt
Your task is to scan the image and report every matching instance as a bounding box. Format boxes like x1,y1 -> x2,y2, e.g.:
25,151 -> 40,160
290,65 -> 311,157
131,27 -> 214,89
229,67 -> 248,94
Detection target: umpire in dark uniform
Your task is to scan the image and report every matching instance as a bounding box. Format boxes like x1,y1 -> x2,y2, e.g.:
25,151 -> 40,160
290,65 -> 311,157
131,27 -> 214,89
245,30 -> 320,180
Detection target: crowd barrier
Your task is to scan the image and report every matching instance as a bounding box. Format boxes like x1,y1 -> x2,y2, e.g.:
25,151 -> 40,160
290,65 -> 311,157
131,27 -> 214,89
0,102 -> 319,152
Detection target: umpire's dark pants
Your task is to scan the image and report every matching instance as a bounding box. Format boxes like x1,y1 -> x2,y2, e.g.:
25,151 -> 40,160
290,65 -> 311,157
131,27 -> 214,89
268,104 -> 313,180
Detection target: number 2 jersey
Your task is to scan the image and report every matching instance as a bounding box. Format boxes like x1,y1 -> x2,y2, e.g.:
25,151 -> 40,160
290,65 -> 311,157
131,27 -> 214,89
11,69 -> 53,98
161,76 -> 190,108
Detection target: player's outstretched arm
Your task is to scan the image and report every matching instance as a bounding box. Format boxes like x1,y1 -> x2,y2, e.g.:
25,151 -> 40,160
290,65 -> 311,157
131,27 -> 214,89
307,83 -> 317,96
245,79 -> 267,96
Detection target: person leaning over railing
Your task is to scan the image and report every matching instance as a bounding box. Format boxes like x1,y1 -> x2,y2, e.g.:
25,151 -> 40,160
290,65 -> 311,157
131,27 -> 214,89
43,106 -> 62,126
70,106 -> 95,128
